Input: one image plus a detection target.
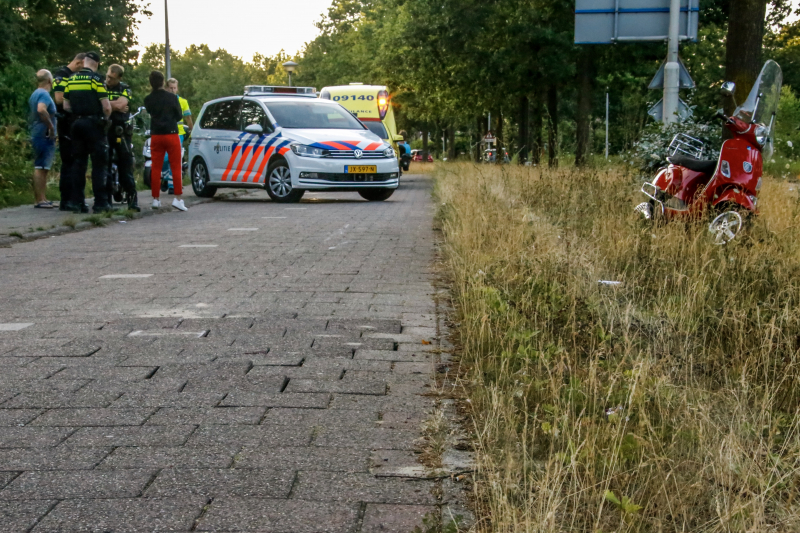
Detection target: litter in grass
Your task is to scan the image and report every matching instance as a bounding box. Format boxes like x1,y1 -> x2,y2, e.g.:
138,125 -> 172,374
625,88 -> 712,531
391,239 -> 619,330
598,280 -> 623,286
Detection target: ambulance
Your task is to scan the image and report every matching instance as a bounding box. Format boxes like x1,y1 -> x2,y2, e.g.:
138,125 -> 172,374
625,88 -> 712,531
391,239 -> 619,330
319,84 -> 404,159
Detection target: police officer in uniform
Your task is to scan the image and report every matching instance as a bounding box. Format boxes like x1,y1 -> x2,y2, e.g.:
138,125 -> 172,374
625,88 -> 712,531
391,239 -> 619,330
63,51 -> 114,213
105,64 -> 140,211
52,53 -> 86,211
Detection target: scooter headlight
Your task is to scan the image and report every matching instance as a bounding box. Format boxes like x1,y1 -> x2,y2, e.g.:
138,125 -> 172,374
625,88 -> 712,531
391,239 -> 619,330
755,125 -> 769,147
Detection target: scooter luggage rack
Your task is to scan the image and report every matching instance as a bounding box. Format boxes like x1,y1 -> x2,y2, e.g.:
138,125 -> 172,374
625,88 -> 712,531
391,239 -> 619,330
668,134 -> 705,159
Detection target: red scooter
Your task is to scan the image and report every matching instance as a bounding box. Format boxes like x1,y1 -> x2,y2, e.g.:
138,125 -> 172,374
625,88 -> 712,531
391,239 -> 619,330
635,60 -> 782,244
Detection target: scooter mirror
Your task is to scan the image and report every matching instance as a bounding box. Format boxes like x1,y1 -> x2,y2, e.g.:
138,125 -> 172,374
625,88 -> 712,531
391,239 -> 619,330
720,81 -> 736,97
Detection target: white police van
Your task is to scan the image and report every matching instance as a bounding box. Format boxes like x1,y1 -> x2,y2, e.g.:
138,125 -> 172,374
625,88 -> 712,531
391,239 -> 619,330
188,86 -> 400,203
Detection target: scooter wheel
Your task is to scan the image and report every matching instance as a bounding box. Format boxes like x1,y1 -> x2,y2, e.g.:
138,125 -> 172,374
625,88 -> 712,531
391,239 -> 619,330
160,180 -> 168,193
143,168 -> 151,188
113,191 -> 124,203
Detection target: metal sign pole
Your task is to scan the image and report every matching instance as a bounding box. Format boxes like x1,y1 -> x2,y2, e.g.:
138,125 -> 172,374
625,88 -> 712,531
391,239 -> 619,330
164,0 -> 171,79
662,0 -> 681,124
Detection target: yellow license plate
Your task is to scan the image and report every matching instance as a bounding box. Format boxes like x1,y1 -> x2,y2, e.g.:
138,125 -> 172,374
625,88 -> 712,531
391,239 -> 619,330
345,165 -> 377,174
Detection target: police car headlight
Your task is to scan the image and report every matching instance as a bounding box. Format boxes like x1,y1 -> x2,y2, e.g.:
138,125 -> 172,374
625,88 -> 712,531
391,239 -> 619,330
383,147 -> 396,158
290,143 -> 329,158
755,125 -> 769,147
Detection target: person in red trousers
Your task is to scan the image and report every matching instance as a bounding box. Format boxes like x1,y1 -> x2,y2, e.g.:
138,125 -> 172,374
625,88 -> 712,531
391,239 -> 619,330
143,70 -> 187,211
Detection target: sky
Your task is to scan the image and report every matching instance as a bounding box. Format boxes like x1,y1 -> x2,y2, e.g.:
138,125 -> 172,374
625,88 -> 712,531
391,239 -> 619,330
135,0 -> 335,61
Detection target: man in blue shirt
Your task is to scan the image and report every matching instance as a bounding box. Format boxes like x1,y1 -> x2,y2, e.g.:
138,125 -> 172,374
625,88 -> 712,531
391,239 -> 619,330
29,69 -> 57,208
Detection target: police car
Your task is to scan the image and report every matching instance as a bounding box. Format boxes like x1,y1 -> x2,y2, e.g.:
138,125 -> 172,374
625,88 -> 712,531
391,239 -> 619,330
188,86 -> 400,203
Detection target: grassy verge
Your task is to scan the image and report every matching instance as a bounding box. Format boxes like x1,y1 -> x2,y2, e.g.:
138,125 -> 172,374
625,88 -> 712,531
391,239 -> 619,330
435,163 -> 800,531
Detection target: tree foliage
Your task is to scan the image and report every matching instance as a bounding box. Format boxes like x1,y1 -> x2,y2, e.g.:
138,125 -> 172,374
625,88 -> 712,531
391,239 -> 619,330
297,0 -> 798,162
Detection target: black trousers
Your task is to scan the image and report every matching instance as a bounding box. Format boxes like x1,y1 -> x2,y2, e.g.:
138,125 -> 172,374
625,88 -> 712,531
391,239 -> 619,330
108,129 -> 137,197
70,118 -> 109,207
57,117 -> 75,203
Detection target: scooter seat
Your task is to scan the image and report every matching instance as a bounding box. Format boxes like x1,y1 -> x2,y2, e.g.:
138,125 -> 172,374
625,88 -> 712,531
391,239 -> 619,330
668,154 -> 717,175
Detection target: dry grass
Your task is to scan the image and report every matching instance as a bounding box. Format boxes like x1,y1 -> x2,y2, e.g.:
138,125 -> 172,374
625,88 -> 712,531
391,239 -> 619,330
435,162 -> 800,532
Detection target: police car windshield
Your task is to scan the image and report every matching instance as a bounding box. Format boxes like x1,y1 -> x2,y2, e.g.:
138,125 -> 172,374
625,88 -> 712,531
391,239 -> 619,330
265,101 -> 365,130
363,121 -> 388,139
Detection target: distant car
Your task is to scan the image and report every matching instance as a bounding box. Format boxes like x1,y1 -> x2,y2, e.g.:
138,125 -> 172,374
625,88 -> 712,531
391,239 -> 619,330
188,86 -> 400,203
411,150 -> 434,163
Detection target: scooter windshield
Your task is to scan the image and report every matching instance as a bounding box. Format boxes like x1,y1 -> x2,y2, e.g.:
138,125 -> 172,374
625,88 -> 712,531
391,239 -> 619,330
734,60 -> 783,133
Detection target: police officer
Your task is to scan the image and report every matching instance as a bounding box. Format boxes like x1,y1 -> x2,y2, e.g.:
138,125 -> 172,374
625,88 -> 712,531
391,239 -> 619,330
63,51 -> 114,213
105,64 -> 139,211
52,53 -> 86,211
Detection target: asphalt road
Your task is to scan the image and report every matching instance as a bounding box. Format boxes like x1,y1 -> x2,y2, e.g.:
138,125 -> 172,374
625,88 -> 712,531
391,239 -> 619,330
0,176 -> 454,532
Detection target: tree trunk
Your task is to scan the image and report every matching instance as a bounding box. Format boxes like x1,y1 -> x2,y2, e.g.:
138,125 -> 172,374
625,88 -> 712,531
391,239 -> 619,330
518,95 -> 529,165
495,111 -> 503,164
422,129 -> 429,161
531,93 -> 543,165
547,85 -> 558,168
476,116 -> 484,162
575,50 -> 594,167
447,126 -> 456,161
724,0 -> 768,115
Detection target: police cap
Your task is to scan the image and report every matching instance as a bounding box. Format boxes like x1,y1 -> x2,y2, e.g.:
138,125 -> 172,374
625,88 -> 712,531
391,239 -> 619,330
85,51 -> 101,63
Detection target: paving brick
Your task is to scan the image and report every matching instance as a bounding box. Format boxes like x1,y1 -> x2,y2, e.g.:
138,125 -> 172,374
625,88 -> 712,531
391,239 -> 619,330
0,468 -> 156,499
354,349 -> 429,362
112,391 -> 225,408
30,408 -> 155,426
181,375 -> 287,394
292,472 -> 436,504
236,446 -> 369,472
261,408 -> 377,427
196,497 -> 358,532
361,504 -> 438,533
0,447 -> 110,471
52,366 -> 157,382
98,445 -> 238,469
314,426 -> 419,450
146,407 -> 265,426
65,425 -> 196,447
145,467 -> 293,498
329,394 -> 432,412
301,358 -> 393,372
284,379 -> 387,395
31,497 -> 206,532
0,409 -> 42,426
2,390 -> 121,409
0,427 -> 75,448
0,500 -> 57,533
185,424 -> 312,448
219,391 -> 330,408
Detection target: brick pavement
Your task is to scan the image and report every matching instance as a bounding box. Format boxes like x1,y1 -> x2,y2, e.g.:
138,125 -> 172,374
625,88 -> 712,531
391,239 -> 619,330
0,176 -> 455,532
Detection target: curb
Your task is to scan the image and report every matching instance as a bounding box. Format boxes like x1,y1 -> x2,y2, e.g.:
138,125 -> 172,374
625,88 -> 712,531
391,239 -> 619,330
0,189 -> 252,248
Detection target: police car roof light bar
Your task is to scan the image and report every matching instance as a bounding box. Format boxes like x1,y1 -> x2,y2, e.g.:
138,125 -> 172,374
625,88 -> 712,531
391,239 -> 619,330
244,86 -> 317,97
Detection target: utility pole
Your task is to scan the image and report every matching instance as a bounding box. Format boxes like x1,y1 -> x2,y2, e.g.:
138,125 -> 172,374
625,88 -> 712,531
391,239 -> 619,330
662,0 -> 681,124
164,0 -> 171,79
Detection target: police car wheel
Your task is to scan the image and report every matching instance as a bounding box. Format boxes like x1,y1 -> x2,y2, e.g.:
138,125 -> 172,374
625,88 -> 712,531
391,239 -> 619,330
266,159 -> 304,203
191,159 -> 217,198
358,188 -> 395,202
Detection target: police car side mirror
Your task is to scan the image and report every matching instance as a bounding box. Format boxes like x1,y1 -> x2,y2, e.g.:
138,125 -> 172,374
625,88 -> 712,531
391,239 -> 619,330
393,134 -> 404,142
245,124 -> 264,135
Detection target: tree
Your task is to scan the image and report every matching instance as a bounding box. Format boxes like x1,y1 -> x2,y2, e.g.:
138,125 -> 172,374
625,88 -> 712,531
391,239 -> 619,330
725,0 -> 769,112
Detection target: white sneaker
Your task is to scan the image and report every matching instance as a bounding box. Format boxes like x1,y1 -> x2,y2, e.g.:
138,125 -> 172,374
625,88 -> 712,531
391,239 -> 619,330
172,198 -> 188,212
152,199 -> 161,209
